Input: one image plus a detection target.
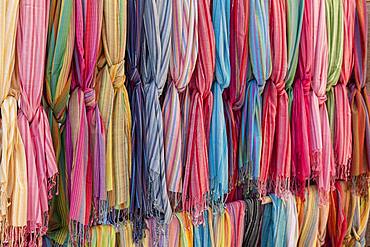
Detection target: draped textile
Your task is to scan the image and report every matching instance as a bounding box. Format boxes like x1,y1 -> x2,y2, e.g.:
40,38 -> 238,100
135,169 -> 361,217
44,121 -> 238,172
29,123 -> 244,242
142,218 -> 168,247
183,0 -> 213,224
193,209 -> 213,247
286,193 -> 299,247
127,0 -> 146,242
0,0 -> 27,244
209,0 -> 230,207
226,201 -> 245,247
261,195 -> 287,247
169,213 -> 194,247
16,0 -> 58,243
118,223 -> 134,247
223,0 -> 249,201
212,211 -> 231,247
163,0 -> 198,210
310,0 -> 332,203
243,198 -> 263,246
297,186 -> 319,247
140,0 -> 172,224
45,0 -> 74,244
260,0 -> 289,196
97,0 -> 131,215
65,0 -> 104,243
350,0 -> 370,193
239,0 -> 271,186
90,225 -> 116,247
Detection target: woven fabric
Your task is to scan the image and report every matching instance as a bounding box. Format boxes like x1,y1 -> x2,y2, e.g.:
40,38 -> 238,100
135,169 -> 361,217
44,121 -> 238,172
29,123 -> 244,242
243,198 -> 263,246
226,201 -> 245,247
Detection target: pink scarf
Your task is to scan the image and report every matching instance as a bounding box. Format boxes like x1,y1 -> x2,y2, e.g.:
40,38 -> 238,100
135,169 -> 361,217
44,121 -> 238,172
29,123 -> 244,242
16,0 -> 58,244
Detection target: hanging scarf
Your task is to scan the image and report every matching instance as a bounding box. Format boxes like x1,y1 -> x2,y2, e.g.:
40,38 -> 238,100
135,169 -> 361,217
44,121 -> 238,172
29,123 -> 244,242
182,0 -> 212,224
285,193 -> 299,247
310,0 -> 332,204
118,222 -> 134,247
350,0 -> 370,194
243,198 -> 263,245
65,0 -> 104,243
260,0 -> 289,196
169,213 -> 194,247
194,209 -> 213,247
239,0 -> 271,188
45,0 -> 74,244
226,201 -> 245,247
223,0 -> 249,202
142,218 -> 168,247
213,211 -> 231,247
0,0 -> 27,245
297,186 -> 319,247
90,225 -> 116,247
291,0 -> 312,198
163,0 -> 198,210
261,195 -> 287,247
208,0 -> 230,208
16,0 -> 58,244
97,0 -> 131,219
126,0 -> 146,242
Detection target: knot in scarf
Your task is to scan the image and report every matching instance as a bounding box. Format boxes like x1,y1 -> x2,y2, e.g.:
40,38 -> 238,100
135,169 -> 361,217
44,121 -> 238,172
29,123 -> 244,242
128,66 -> 142,87
84,88 -> 97,108
110,61 -> 126,90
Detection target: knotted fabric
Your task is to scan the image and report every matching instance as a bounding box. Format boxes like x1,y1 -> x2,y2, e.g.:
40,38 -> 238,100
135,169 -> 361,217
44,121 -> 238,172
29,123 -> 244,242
45,0 -> 74,244
260,0 -> 289,197
127,0 -> 146,242
183,0 -> 213,224
226,201 -> 245,247
16,1 -> 58,244
65,0 -> 104,244
0,0 -> 27,245
310,0 -> 332,204
239,0 -> 271,188
223,0 -> 249,202
97,0 -> 131,217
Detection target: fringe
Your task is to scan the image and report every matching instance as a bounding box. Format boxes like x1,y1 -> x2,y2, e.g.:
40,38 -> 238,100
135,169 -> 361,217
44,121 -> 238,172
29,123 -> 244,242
69,220 -> 89,247
335,157 -> 351,180
310,149 -> 322,181
351,175 -> 370,196
2,225 -> 26,246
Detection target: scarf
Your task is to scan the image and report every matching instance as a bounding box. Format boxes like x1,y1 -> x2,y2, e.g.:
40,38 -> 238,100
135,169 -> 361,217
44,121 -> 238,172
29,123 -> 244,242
209,0 -> 230,209
310,0 -> 332,204
285,193 -> 299,247
183,0 -> 213,224
350,0 -> 370,193
239,0 -> 271,188
224,0 -> 249,202
118,222 -> 134,247
226,201 -> 245,247
127,0 -> 146,242
193,209 -> 213,247
90,225 -> 116,247
297,186 -> 319,247
97,0 -> 131,218
142,218 -> 168,247
261,195 -> 287,247
65,0 -> 104,243
290,0 -> 310,199
163,0 -> 198,210
213,211 -> 231,247
169,213 -> 194,247
45,0 -> 74,244
141,0 -> 172,225
16,1 -> 58,244
243,198 -> 263,245
260,0 -> 289,197
0,0 -> 27,245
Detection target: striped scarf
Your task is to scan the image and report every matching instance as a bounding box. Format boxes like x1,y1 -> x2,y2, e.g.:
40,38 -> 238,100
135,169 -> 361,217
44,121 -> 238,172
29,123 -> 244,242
260,0 -> 289,196
243,198 -> 263,246
183,0 -> 213,224
209,0 -> 230,209
194,209 -> 213,247
290,0 -> 310,199
310,0 -> 332,204
163,0 -> 198,210
0,0 -> 27,245
65,0 -> 104,243
97,0 -> 131,218
169,213 -> 194,247
90,225 -> 116,247
16,0 -> 58,244
126,0 -> 146,242
45,0 -> 74,244
141,0 -> 172,224
226,201 -> 245,247
239,0 -> 271,188
118,222 -> 134,247
224,0 -> 249,202
212,211 -> 231,247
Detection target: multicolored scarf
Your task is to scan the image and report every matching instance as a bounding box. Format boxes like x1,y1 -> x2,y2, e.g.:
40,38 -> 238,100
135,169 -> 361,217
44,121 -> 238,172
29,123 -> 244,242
169,213 -> 194,247
310,0 -> 332,204
0,0 -> 27,245
118,222 -> 134,247
97,0 -> 131,218
260,0 -> 289,196
45,0 -> 74,244
224,0 -> 249,202
212,211 -> 231,247
226,201 -> 245,247
209,0 -> 230,208
90,225 -> 116,247
183,0 -> 213,224
239,0 -> 271,188
163,0 -> 198,209
193,209 -> 213,247
16,0 -> 58,244
243,198 -> 263,246
141,0 -> 172,224
127,0 -> 146,242
65,0 -> 104,243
